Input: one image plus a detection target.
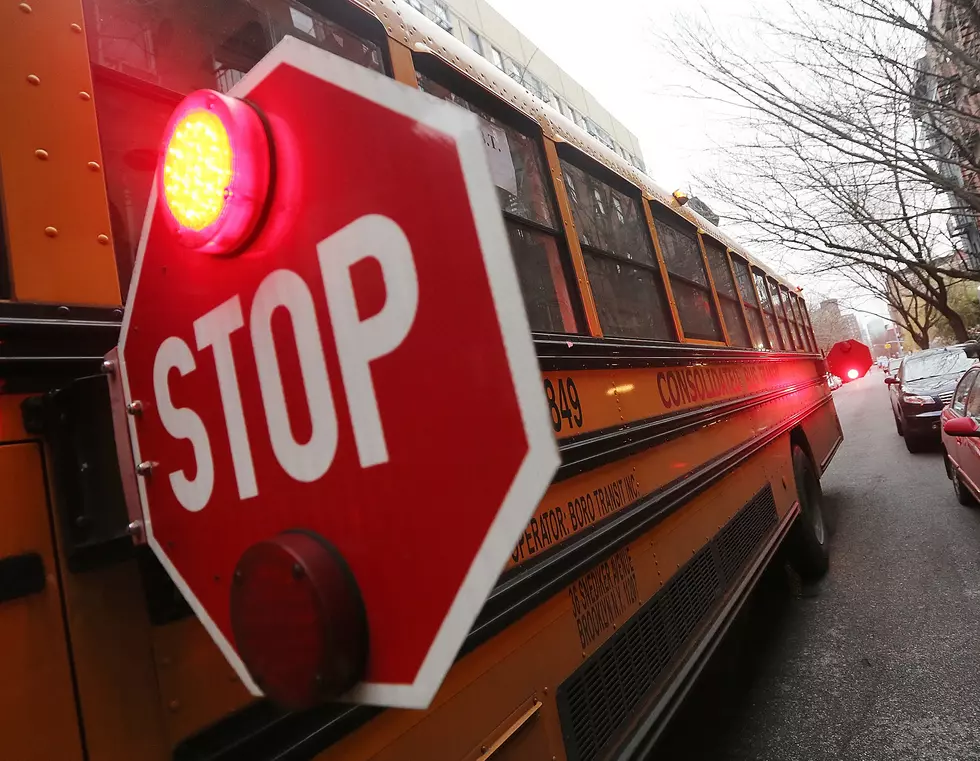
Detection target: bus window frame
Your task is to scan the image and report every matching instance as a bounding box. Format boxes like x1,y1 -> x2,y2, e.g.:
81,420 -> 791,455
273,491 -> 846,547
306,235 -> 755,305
701,234 -> 753,348
645,201 -> 726,346
413,52 -> 585,336
554,143 -> 677,343
752,267 -> 785,351
730,252 -> 772,350
767,276 -> 795,351
778,284 -> 805,351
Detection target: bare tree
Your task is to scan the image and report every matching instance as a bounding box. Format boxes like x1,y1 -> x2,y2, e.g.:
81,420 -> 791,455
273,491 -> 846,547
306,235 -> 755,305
665,0 -> 980,339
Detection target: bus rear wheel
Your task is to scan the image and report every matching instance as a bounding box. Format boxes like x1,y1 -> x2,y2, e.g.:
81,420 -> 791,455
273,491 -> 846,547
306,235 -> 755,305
786,445 -> 829,582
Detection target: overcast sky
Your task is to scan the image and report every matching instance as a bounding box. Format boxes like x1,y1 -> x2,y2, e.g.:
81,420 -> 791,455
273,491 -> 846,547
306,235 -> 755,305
483,0 -> 888,323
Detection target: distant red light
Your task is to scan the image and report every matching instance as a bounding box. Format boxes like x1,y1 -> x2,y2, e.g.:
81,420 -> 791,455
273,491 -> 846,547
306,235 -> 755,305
847,368 -> 859,380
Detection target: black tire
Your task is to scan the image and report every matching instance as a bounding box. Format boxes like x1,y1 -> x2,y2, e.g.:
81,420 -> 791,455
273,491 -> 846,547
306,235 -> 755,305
952,467 -> 977,507
786,445 -> 829,582
905,433 -> 925,453
895,414 -> 904,437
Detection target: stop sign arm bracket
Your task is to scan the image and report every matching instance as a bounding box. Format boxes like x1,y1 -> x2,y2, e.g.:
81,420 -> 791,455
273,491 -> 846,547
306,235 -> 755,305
103,347 -> 147,546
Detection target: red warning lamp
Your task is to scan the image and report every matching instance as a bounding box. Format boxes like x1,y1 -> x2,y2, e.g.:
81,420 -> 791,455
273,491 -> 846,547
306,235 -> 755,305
158,89 -> 271,254
847,368 -> 859,380
230,531 -> 368,708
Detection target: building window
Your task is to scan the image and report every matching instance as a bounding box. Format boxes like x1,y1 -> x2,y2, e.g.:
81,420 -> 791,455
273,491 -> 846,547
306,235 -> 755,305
430,0 -> 452,31
466,26 -> 482,55
490,46 -> 504,69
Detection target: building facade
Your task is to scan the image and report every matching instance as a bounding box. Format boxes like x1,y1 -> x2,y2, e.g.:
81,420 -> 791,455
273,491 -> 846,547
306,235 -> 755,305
406,0 -> 646,171
809,299 -> 863,353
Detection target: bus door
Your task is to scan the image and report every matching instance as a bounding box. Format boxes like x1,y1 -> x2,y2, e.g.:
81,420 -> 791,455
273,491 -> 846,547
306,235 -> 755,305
0,438 -> 84,761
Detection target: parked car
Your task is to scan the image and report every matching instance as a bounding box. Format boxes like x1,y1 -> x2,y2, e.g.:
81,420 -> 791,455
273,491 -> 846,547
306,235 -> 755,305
941,367 -> 980,504
886,345 -> 978,453
885,357 -> 902,377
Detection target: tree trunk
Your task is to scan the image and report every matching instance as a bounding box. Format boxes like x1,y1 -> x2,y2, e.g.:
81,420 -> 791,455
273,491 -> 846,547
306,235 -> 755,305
936,306 -> 970,343
913,331 -> 930,350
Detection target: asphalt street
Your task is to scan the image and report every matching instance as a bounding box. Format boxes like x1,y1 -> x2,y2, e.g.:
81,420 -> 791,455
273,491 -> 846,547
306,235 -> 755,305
656,369 -> 980,760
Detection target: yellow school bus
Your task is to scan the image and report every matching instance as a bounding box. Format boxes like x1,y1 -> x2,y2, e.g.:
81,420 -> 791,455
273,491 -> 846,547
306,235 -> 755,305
0,0 -> 842,759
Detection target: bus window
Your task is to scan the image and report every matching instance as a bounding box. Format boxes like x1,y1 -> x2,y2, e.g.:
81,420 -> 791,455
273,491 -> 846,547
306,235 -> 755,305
650,210 -> 724,342
753,269 -> 785,350
416,71 -> 579,334
83,0 -> 387,297
702,238 -> 751,347
786,293 -> 804,350
779,285 -> 804,351
559,159 -> 673,340
796,294 -> 818,351
768,277 -> 794,350
731,255 -> 770,349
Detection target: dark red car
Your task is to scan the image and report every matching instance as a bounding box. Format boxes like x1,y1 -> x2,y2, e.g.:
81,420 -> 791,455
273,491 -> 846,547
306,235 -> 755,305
941,364 -> 980,504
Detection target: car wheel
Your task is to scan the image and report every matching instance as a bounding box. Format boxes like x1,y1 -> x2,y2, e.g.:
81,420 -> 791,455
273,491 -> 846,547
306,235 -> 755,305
895,414 -> 904,437
952,467 -> 977,507
905,433 -> 925,453
786,445 -> 829,582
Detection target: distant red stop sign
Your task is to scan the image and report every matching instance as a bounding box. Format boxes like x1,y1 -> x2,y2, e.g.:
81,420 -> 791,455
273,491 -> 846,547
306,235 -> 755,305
118,38 -> 558,709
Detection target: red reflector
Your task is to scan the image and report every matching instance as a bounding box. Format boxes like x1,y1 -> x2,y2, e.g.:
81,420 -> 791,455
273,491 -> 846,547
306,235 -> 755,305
230,531 -> 367,708
158,89 -> 271,254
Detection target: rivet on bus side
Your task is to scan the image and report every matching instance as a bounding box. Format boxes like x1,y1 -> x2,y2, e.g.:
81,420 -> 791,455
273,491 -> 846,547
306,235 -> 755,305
18,3 -> 32,13
79,91 -> 91,101
168,700 -> 180,712
87,161 -> 101,171
781,476 -> 788,489
70,23 -> 82,33
26,74 -> 40,85
127,520 -> 142,537
126,400 -> 143,415
136,461 -> 154,477
34,149 -> 48,160
97,234 -> 110,245
44,226 -> 58,238
101,359 -> 115,374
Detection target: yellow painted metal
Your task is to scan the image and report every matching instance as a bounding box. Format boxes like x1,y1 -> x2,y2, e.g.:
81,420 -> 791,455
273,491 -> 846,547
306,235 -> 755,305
0,0 -> 120,305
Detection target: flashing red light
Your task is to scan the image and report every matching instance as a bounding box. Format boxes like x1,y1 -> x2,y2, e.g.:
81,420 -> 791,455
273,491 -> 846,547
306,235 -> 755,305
159,89 -> 270,254
847,368 -> 859,380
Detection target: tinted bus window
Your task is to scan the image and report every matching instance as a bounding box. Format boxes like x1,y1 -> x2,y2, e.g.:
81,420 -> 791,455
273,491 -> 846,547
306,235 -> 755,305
651,212 -> 724,342
768,277 -> 794,350
702,238 -> 751,347
779,285 -> 804,351
84,0 -> 386,298
732,256 -> 769,349
560,160 -> 672,340
753,270 -> 785,350
418,73 -> 578,334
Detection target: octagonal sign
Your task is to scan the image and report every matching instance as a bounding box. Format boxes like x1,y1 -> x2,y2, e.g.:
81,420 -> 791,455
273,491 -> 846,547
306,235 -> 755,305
118,36 -> 558,709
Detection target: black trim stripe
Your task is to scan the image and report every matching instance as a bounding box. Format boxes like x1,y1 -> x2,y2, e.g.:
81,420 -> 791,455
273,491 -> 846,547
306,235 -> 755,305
534,333 -> 824,370
173,393 -> 834,761
556,376 -> 827,481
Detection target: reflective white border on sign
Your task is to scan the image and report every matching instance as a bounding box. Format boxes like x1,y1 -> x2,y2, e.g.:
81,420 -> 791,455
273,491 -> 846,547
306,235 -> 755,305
118,35 -> 560,710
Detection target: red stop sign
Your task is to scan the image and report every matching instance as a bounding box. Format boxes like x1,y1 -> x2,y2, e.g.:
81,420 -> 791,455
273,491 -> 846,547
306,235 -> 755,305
118,38 -> 558,709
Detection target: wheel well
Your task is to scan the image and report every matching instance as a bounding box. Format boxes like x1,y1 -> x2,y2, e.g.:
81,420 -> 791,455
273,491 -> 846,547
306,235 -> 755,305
790,426 -> 817,474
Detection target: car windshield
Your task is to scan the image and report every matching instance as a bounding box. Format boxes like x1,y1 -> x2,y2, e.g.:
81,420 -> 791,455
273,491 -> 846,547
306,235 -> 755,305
902,349 -> 975,382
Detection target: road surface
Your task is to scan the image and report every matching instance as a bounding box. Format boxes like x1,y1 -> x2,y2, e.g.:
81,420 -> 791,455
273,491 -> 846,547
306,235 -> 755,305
656,370 -> 980,760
